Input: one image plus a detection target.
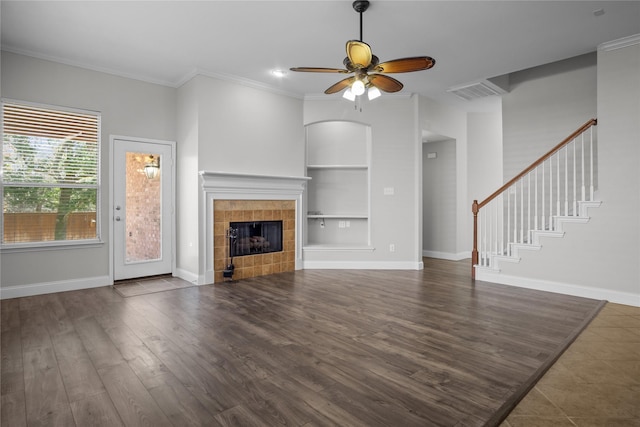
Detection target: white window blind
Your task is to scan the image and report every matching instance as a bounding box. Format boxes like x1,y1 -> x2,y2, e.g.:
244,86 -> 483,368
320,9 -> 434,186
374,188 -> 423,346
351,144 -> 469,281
2,101 -> 101,245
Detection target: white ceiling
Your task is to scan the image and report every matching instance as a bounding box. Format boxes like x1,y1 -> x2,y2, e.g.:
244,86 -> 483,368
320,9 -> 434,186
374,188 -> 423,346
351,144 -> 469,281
2,1 -> 639,112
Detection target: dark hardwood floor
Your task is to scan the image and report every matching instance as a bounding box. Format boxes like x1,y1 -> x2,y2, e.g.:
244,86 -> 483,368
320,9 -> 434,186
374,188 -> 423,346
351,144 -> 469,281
1,259 -> 604,426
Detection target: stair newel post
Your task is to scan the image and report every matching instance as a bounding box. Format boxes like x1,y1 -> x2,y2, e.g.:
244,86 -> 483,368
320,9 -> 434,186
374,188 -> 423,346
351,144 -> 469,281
472,200 -> 479,279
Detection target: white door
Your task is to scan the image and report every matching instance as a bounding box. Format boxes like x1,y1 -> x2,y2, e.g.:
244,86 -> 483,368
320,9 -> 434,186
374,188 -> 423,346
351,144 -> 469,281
112,138 -> 174,281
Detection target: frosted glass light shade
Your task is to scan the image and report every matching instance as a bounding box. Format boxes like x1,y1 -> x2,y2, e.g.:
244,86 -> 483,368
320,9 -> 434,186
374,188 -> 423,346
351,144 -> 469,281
342,88 -> 356,101
351,79 -> 365,96
368,86 -> 381,100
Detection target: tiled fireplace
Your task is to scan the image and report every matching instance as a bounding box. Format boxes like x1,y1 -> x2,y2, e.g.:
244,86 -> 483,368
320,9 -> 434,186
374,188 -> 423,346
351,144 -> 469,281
200,172 -> 309,284
213,200 -> 295,282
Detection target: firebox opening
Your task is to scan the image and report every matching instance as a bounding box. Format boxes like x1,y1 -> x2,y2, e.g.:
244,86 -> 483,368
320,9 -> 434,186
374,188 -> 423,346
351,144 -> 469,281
229,220 -> 283,257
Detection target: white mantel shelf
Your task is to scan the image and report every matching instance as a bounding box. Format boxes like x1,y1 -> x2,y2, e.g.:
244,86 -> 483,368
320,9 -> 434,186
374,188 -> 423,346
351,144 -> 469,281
200,171 -> 310,193
199,171 -> 310,284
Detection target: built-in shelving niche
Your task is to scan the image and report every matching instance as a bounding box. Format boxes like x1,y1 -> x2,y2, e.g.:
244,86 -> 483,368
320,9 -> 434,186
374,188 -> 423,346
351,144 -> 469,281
304,121 -> 372,251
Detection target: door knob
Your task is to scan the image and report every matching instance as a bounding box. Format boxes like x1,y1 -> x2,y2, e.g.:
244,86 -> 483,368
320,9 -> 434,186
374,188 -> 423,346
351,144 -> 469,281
115,216 -> 121,221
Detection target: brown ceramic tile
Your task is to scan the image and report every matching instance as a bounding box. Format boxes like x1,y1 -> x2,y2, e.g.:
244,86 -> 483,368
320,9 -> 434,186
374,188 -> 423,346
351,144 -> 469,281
584,327 -> 640,343
508,387 -> 565,417
536,360 -> 582,387
570,418 -> 640,426
212,199 -> 296,281
557,358 -> 637,386
590,315 -> 640,328
505,416 -> 577,426
509,302 -> 640,424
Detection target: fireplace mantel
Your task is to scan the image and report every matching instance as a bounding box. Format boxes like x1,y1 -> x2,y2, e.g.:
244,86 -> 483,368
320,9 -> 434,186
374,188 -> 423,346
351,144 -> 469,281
199,171 -> 310,284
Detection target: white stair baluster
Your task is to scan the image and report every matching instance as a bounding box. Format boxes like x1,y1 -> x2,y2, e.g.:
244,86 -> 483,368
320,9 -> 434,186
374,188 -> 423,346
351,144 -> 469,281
511,182 -> 518,243
556,152 -> 561,218
527,173 -> 531,242
507,189 -> 511,255
549,158 -> 553,230
534,168 -> 538,231
520,179 -> 524,243
590,126 -> 595,200
540,162 -> 547,230
581,133 -> 586,202
572,138 -> 577,215
500,194 -> 504,256
564,146 -> 569,216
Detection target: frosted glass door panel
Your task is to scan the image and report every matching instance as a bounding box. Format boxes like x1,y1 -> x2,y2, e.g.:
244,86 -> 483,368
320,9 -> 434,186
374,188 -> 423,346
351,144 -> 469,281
125,152 -> 161,263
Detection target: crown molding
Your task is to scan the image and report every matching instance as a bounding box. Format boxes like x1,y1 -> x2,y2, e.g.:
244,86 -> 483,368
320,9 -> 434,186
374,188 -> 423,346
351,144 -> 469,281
1,46 -> 177,87
177,68 -> 303,100
598,34 -> 640,52
2,46 -> 305,99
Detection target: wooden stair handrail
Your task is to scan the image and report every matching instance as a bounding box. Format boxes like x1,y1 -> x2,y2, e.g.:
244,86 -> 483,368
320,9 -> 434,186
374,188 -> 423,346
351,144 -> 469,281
471,118 -> 597,279
478,118 -> 597,210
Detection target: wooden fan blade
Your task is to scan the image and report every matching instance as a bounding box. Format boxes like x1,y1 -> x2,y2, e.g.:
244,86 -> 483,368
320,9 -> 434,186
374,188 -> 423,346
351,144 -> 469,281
290,67 -> 350,73
368,74 -> 403,93
346,40 -> 372,68
325,76 -> 356,94
374,56 -> 435,73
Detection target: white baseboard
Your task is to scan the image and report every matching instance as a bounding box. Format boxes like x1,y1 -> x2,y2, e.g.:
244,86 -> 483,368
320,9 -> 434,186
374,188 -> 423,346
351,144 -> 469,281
303,260 -> 424,270
475,270 -> 640,307
0,275 -> 111,300
422,250 -> 471,261
174,268 -> 200,285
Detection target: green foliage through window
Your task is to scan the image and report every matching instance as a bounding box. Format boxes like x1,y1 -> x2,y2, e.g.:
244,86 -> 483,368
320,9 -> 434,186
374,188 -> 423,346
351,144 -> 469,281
2,102 -> 100,244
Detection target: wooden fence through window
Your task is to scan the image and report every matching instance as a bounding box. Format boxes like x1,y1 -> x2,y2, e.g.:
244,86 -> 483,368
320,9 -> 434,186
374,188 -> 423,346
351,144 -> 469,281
3,212 -> 96,243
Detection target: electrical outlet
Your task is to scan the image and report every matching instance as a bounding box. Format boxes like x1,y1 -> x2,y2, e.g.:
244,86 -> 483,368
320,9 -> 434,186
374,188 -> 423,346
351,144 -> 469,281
389,243 -> 395,252
339,221 -> 346,228
346,221 -> 350,228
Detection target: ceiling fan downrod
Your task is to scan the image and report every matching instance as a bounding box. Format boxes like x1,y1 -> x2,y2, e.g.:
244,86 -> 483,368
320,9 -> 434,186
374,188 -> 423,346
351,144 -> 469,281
352,0 -> 370,42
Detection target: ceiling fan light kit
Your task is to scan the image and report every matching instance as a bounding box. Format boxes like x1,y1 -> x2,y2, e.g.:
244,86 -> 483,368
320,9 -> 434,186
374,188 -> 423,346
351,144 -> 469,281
291,0 -> 435,101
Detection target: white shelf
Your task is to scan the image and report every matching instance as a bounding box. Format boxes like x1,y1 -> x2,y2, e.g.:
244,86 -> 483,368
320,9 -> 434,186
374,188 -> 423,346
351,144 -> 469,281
306,164 -> 368,170
307,214 -> 368,219
303,244 -> 375,252
305,121 -> 371,250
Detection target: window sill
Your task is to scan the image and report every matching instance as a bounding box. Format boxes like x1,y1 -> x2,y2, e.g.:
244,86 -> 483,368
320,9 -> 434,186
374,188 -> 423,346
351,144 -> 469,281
1,239 -> 104,254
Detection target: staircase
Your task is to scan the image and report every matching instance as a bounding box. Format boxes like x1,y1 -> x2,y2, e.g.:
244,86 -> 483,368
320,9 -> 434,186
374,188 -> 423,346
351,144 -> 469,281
472,119 -> 599,278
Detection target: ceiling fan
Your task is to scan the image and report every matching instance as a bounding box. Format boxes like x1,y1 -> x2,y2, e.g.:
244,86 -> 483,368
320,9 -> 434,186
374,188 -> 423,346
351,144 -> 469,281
290,0 -> 435,100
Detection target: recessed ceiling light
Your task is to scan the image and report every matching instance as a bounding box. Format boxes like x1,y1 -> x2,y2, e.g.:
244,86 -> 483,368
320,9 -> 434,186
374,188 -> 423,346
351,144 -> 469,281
271,69 -> 287,78
593,8 -> 605,17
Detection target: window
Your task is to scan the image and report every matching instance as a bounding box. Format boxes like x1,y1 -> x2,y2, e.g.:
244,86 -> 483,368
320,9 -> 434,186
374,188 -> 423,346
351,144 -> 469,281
2,101 -> 101,246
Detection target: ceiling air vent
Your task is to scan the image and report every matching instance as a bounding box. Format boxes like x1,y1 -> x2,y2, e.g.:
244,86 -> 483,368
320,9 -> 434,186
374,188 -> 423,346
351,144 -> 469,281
447,76 -> 509,101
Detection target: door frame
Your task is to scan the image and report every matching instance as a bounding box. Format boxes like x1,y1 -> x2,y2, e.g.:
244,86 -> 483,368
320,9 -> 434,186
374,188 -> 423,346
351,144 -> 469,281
108,135 -> 176,284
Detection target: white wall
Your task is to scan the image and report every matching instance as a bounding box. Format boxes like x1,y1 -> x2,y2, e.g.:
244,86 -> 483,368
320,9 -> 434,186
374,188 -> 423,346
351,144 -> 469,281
195,76 -> 304,176
303,96 -> 422,268
502,53 -> 597,180
467,111 -> 503,204
174,74 -> 304,282
0,52 -> 176,295
422,139 -> 457,257
175,77 -> 200,281
496,44 -> 640,306
419,97 -> 470,257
